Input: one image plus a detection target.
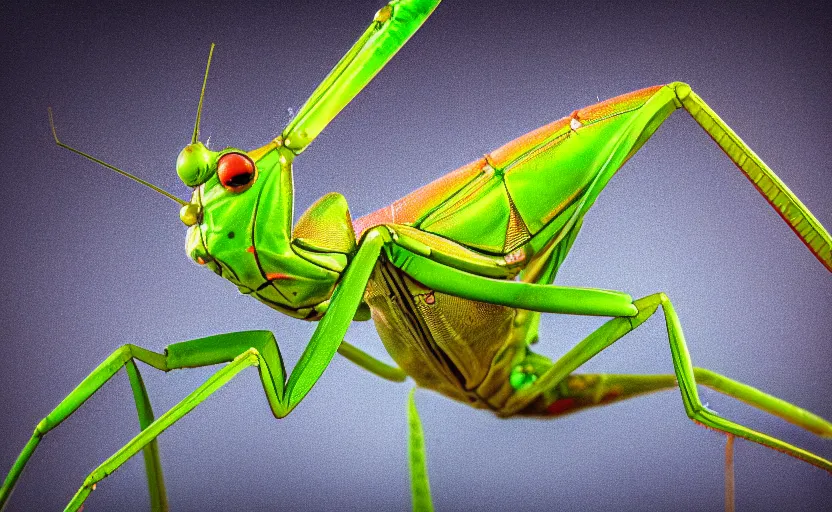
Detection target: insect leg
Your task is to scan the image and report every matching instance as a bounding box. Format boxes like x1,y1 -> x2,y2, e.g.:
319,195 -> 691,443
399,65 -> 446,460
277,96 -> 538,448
518,373 -> 679,417
514,219 -> 586,346
0,344 -> 169,511
63,348 -> 267,511
338,340 -> 408,382
125,360 -> 166,511
521,368 -> 832,440
61,230 -> 392,509
388,246 -> 639,317
280,0 -> 439,154
672,82 -> 832,271
2,331 -> 288,511
516,370 -> 746,511
392,247 -> 832,468
504,293 -> 832,473
408,389 -> 433,512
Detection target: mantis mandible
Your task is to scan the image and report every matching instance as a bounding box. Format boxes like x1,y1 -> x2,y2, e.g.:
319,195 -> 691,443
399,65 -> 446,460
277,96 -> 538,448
1,0 -> 831,510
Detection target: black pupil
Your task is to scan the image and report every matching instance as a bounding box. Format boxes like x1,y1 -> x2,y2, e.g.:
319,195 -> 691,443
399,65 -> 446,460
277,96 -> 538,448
227,171 -> 252,186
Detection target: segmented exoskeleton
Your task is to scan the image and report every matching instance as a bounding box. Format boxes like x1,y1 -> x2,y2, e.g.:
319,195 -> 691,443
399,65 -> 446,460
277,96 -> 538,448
2,1 -> 830,510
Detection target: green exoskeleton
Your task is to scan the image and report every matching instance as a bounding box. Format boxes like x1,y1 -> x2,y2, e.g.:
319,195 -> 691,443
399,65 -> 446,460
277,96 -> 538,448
2,0 -> 830,510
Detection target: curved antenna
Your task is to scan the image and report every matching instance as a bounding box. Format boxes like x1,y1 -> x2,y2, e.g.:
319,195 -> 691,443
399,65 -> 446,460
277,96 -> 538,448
192,43 -> 216,144
48,108 -> 187,206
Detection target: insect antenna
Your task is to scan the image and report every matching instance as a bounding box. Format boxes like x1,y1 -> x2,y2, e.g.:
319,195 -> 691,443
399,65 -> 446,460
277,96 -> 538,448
48,107 -> 187,206
191,43 -> 216,145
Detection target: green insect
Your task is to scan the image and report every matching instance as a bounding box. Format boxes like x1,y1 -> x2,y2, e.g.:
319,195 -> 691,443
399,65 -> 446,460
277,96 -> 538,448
2,0 -> 830,510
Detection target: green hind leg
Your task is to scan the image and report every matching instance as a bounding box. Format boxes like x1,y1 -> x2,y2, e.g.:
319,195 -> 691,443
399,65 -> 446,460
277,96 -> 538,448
0,345 -> 169,511
523,368 -> 832,442
502,293 -> 832,472
519,372 -> 678,416
672,82 -> 831,271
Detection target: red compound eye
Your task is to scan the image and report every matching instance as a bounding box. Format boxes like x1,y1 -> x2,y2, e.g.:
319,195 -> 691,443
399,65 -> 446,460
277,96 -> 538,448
217,152 -> 256,192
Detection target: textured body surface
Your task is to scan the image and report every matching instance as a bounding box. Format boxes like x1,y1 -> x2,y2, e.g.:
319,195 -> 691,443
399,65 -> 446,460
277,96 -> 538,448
365,260 -> 519,407
1,0 -> 831,511
354,85 -> 669,248
357,85 -> 678,413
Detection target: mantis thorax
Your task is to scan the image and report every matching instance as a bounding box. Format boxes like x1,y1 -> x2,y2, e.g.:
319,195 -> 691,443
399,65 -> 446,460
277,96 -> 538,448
179,143 -> 357,320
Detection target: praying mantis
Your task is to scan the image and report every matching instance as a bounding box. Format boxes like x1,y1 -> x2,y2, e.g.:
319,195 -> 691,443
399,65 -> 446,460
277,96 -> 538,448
1,0 -> 831,510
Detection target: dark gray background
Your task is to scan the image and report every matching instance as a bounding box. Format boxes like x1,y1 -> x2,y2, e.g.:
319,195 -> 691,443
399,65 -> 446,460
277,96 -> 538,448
1,0 -> 830,510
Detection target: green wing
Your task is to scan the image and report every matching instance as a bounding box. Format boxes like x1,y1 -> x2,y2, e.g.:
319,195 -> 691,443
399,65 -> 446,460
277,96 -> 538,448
281,0 -> 440,154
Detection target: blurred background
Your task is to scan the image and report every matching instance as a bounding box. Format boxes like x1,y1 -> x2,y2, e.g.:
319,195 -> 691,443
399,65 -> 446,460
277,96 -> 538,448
0,0 -> 830,510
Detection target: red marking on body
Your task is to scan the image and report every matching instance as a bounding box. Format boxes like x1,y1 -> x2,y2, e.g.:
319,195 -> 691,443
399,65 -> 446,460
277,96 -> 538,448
576,85 -> 662,123
490,85 -> 662,170
489,117 -> 570,168
266,272 -> 292,280
600,389 -> 622,403
196,257 -> 206,265
424,292 -> 435,305
246,246 -> 255,253
547,398 -> 576,416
